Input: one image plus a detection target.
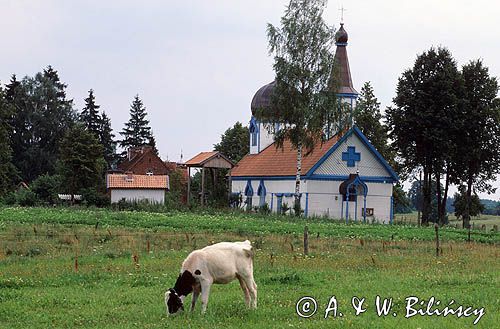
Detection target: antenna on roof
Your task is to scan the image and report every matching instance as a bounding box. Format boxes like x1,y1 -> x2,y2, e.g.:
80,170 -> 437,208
180,149 -> 183,163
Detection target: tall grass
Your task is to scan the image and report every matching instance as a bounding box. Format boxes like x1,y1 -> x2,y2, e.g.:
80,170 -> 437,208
0,222 -> 498,329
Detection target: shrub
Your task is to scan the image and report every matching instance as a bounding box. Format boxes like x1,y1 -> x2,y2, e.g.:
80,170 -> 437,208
80,187 -> 110,207
15,189 -> 39,207
31,174 -> 61,205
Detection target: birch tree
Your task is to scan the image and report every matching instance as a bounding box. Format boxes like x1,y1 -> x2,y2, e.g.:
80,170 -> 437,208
255,0 -> 339,215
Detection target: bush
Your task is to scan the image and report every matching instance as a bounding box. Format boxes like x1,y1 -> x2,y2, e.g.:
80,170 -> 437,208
111,198 -> 167,212
2,192 -> 17,205
80,187 -> 110,207
31,174 -> 61,205
15,189 -> 39,207
259,202 -> 271,214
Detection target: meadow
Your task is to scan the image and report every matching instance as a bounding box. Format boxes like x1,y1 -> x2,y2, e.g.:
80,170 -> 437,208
394,211 -> 500,231
0,207 -> 499,329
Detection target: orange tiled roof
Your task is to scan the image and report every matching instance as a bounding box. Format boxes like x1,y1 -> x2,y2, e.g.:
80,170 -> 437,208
185,151 -> 219,166
231,136 -> 339,177
107,174 -> 169,189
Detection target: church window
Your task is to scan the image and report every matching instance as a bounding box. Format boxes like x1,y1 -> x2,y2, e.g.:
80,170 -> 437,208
257,180 -> 266,207
250,118 -> 258,147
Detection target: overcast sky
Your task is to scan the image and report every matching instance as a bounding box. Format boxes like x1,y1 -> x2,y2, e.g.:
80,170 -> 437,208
1,0 -> 499,199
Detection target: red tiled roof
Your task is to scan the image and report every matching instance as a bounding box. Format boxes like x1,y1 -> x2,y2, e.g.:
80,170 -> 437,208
118,146 -> 169,175
231,136 -> 340,177
185,151 -> 218,166
107,174 -> 169,189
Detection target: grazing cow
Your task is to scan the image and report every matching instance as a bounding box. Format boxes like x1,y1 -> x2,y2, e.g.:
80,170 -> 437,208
165,240 -> 257,315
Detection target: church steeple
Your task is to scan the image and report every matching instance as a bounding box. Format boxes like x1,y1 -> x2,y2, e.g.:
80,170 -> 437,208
334,23 -> 357,95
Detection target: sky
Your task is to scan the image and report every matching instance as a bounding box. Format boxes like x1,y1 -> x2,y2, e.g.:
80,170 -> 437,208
1,0 -> 499,199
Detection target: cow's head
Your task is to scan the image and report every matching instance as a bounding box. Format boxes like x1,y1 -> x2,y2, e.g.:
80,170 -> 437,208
165,270 -> 196,315
165,288 -> 184,315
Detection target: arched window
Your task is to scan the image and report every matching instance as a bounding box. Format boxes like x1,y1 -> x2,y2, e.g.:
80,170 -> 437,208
244,180 -> 254,211
249,118 -> 258,147
257,180 -> 266,207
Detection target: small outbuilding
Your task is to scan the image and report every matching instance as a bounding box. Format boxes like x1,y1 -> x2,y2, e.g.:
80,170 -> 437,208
185,151 -> 235,205
107,173 -> 169,204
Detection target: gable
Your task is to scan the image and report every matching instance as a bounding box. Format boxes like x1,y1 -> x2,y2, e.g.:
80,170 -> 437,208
119,149 -> 169,175
309,127 -> 397,181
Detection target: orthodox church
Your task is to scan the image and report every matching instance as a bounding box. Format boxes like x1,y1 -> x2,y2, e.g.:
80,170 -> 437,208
230,23 -> 398,223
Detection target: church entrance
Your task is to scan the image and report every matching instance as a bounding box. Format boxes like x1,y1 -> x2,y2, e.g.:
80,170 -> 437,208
339,174 -> 368,223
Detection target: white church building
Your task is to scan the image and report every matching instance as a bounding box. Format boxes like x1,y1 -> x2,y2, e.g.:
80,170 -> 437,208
230,23 -> 399,223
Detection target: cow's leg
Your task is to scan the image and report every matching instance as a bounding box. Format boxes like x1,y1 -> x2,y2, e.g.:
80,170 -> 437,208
236,274 -> 251,307
241,274 -> 257,309
191,283 -> 201,312
199,281 -> 212,314
249,277 -> 258,309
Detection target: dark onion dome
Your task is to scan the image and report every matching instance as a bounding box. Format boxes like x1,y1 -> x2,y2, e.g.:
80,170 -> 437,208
335,23 -> 348,44
251,81 -> 276,115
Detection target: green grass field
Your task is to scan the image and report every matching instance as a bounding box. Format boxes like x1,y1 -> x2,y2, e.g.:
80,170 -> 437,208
0,207 -> 499,328
394,211 -> 500,230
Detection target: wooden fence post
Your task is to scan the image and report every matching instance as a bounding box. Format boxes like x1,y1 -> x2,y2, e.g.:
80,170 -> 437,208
434,224 -> 439,257
303,226 -> 309,256
74,234 -> 79,272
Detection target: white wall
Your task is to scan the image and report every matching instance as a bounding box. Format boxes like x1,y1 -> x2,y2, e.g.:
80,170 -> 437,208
110,189 -> 165,204
232,179 -> 307,213
305,180 -> 392,222
232,179 -> 393,223
249,121 -> 278,155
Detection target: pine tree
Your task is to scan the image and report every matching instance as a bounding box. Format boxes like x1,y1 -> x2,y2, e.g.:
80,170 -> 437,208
354,82 -> 393,164
80,89 -> 101,136
99,111 -> 118,169
58,124 -> 105,199
119,95 -> 153,151
147,134 -> 159,155
0,85 -> 18,195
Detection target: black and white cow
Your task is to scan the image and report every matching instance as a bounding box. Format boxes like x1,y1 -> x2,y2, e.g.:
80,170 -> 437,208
165,240 -> 257,315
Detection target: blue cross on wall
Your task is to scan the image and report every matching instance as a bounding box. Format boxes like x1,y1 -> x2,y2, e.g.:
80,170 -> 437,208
342,146 -> 361,167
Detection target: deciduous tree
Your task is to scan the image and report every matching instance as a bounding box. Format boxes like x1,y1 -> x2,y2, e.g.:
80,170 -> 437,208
455,60 -> 500,228
387,47 -> 462,225
5,67 -> 76,182
213,122 -> 249,162
256,0 -> 339,214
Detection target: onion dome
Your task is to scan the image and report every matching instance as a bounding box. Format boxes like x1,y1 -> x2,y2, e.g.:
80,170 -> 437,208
335,23 -> 348,44
250,81 -> 276,115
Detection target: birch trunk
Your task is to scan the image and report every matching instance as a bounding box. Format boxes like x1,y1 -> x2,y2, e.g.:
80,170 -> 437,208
294,143 -> 302,216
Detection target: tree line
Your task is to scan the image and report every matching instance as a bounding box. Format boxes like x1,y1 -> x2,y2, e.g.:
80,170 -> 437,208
0,66 -> 157,205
